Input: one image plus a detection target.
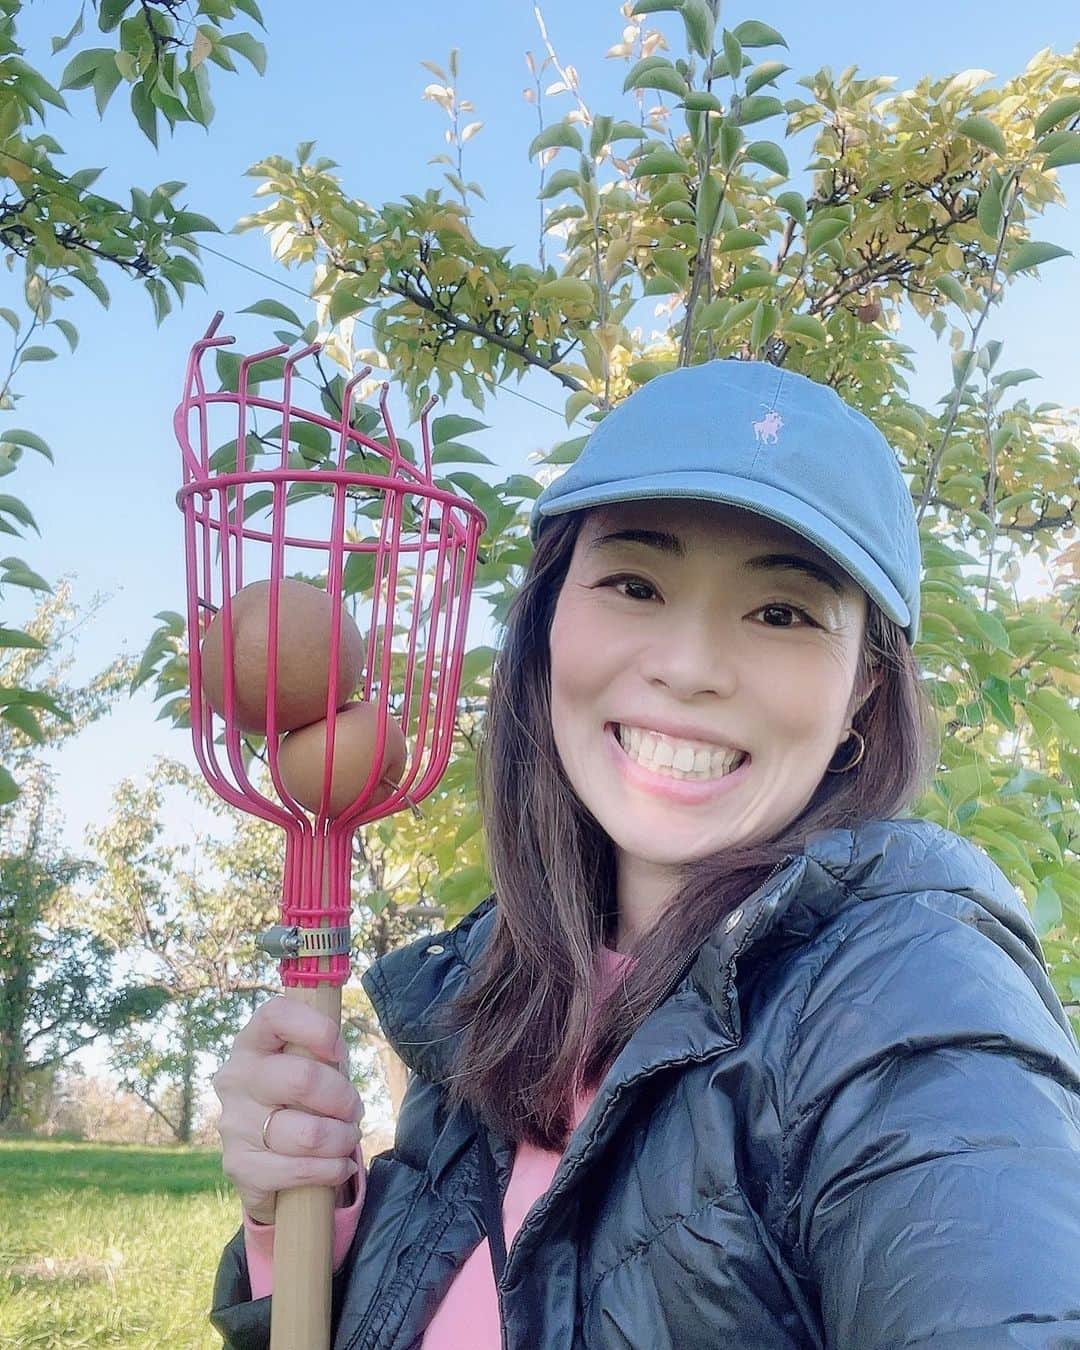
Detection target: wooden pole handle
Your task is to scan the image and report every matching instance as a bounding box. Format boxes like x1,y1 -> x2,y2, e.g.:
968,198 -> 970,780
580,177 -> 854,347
269,979 -> 343,1349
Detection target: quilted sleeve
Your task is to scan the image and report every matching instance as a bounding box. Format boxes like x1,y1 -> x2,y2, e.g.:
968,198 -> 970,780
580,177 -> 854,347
780,891 -> 1080,1348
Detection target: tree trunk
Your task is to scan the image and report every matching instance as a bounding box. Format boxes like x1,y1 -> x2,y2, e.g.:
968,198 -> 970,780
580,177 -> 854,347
178,1005 -> 196,1145
0,861 -> 39,1129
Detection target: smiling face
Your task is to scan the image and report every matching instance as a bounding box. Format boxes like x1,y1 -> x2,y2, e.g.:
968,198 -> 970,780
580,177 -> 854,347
547,499 -> 875,941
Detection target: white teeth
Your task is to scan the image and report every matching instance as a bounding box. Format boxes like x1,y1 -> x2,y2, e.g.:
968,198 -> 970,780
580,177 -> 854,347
615,724 -> 746,781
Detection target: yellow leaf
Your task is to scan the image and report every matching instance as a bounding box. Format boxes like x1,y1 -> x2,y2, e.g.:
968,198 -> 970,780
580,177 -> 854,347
191,29 -> 213,69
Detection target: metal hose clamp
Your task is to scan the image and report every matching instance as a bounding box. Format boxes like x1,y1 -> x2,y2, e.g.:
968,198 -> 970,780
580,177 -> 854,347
256,924 -> 352,960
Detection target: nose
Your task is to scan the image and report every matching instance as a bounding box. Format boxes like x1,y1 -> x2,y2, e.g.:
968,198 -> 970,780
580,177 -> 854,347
641,612 -> 739,699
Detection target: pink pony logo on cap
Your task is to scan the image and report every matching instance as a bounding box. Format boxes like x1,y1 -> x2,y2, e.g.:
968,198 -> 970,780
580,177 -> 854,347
752,408 -> 784,444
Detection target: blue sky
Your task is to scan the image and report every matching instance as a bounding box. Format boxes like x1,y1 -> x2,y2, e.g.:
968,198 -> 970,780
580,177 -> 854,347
5,0 -> 1078,850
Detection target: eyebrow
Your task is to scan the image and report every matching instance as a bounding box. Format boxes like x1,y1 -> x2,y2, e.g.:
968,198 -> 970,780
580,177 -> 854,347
587,528 -> 846,596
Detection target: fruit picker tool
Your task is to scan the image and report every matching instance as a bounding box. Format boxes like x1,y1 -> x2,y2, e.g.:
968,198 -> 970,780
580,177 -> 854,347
174,312 -> 486,1348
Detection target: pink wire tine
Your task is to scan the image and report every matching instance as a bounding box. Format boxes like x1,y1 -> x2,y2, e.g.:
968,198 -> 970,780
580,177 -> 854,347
417,394 -> 438,483
280,342 -> 322,469
337,367 -> 373,471
175,326 -> 234,482
377,383 -> 401,473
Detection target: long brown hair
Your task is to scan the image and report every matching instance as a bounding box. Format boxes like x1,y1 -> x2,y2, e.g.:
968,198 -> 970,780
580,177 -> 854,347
444,509 -> 938,1148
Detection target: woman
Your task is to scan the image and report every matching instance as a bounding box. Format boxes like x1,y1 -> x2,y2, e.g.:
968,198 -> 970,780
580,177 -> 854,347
211,361 -> 1080,1348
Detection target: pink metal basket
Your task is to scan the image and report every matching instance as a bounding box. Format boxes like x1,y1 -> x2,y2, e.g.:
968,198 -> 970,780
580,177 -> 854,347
174,312 -> 487,988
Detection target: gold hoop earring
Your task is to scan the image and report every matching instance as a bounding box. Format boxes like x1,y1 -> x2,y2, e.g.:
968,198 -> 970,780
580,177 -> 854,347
826,728 -> 865,774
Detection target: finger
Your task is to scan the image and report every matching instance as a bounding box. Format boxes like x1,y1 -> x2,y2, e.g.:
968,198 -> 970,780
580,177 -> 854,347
245,1053 -> 363,1122
235,996 -> 344,1064
255,1106 -> 362,1160
226,1147 -> 358,1201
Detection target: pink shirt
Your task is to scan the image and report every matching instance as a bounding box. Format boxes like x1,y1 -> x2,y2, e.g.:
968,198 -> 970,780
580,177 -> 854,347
245,945 -> 632,1348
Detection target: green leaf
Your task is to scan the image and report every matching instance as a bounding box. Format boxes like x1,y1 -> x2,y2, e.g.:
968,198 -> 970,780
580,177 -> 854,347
728,268 -> 778,295
743,140 -> 788,176
1034,94 -> 1080,139
0,559 -> 48,588
432,414 -> 488,443
93,54 -> 123,116
980,676 -> 1014,729
19,347 -> 56,363
973,610 -> 1010,652
527,122 -> 582,159
607,121 -> 648,144
681,1 -> 715,60
976,182 -> 1002,239
722,30 -> 743,83
731,21 -> 788,48
1033,878 -> 1063,936
629,0 -> 681,13
53,319 -> 79,352
933,274 -> 967,307
131,80 -> 158,146
0,626 -> 43,651
2,703 -> 43,742
734,95 -> 785,126
653,248 -> 689,287
991,367 -> 1040,390
625,64 -> 689,100
1005,240 -> 1072,275
234,0 -> 266,25
719,123 -> 744,168
538,168 -> 583,199
749,300 -> 778,351
682,92 -> 725,115
631,148 -> 688,177
622,55 -> 674,92
170,210 -> 221,235
0,430 -> 53,462
957,115 -> 1006,157
58,48 -> 114,91
745,61 -> 790,97
329,283 -> 367,324
1042,132 -> 1080,171
99,0 -> 135,31
534,277 -> 594,306
430,442 -> 495,466
717,226 -> 766,252
695,173 -> 722,235
1029,688 -> 1080,748
782,314 -> 828,345
805,215 -> 849,253
0,764 -> 17,805
219,32 -> 268,76
775,190 -> 806,224
51,9 -> 86,53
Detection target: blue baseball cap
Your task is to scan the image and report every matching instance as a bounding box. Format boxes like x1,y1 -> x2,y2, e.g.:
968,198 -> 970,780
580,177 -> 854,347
529,360 -> 922,643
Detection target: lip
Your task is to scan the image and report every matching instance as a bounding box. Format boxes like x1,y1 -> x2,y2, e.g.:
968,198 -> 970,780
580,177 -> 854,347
605,723 -> 751,805
610,717 -> 747,756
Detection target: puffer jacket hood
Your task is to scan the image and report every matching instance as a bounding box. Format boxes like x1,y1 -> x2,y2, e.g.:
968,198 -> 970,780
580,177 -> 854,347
212,817 -> 1080,1349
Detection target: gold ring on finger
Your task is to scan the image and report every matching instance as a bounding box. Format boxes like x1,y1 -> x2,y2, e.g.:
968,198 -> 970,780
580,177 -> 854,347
261,1106 -> 285,1151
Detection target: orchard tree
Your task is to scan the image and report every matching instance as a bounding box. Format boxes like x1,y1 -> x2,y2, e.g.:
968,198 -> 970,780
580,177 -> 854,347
0,585 -> 157,1125
0,0 -> 267,797
140,4 -> 1079,1028
82,753 -> 460,1129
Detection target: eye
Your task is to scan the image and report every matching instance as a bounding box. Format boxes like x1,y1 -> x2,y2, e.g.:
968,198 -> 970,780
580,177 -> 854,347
597,573 -> 658,602
752,603 -> 816,629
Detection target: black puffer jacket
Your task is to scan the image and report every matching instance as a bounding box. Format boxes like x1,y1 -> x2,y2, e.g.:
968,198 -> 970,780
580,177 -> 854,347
211,818 -> 1080,1349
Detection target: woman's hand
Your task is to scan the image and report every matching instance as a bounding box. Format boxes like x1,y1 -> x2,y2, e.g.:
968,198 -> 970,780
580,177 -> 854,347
213,997 -> 365,1225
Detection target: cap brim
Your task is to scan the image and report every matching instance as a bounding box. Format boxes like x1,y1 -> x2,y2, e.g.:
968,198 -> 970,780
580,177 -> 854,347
531,471 -> 912,630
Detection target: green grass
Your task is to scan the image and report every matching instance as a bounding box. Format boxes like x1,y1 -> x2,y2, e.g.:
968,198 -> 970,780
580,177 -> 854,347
0,1140 -> 240,1348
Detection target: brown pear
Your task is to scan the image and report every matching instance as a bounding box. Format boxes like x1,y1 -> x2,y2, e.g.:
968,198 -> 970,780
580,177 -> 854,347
201,579 -> 364,733
278,702 -> 408,815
